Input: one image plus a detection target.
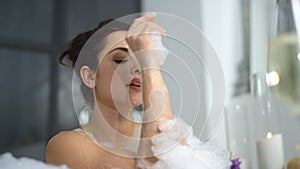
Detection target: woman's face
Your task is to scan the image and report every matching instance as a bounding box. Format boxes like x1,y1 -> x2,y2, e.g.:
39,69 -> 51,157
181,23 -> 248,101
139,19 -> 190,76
94,31 -> 142,111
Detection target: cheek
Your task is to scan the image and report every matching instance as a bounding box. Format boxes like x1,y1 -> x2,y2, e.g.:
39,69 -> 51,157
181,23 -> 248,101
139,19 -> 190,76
97,66 -> 112,86
115,64 -> 134,84
111,70 -> 129,100
95,66 -> 114,97
97,66 -> 129,100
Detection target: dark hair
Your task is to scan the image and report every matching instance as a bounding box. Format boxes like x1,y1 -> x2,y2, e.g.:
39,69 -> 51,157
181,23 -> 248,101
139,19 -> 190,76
59,18 -> 130,105
59,18 -> 127,68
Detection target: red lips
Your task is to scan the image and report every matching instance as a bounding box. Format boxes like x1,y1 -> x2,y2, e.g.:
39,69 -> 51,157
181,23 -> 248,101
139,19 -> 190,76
129,77 -> 141,92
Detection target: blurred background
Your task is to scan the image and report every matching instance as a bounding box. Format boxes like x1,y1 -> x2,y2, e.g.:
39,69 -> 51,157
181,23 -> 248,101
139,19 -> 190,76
0,0 -> 299,168
0,0 -> 140,161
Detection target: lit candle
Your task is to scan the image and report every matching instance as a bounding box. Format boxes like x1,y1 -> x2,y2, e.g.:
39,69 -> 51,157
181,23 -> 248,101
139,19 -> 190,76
256,132 -> 284,169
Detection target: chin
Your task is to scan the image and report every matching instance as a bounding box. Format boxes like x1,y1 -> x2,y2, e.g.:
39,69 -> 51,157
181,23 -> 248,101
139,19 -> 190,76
129,97 -> 142,107
129,94 -> 142,107
130,101 -> 142,107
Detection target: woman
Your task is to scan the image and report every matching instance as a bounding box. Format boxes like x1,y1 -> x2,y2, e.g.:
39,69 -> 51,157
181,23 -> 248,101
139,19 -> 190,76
46,13 -> 228,169
46,13 -> 174,168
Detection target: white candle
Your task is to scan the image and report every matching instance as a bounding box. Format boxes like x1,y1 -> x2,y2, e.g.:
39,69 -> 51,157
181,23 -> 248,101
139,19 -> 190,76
256,133 -> 284,169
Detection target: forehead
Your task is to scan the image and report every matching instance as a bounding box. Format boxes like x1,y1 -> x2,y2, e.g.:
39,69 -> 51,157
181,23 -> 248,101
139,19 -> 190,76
105,31 -> 128,50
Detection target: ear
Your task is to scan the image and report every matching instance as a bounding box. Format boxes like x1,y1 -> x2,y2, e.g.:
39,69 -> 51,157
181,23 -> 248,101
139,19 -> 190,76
80,66 -> 96,88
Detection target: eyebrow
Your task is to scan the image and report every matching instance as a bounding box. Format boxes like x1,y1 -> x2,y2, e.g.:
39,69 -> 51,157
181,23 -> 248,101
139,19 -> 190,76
108,47 -> 129,54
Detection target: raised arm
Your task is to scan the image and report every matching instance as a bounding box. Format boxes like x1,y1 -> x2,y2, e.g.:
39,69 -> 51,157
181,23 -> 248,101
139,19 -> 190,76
126,13 -> 173,163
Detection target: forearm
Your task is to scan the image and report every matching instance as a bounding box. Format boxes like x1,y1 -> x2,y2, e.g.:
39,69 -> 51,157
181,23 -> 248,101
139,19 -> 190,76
125,13 -> 172,163
138,68 -> 173,163
141,69 -> 172,137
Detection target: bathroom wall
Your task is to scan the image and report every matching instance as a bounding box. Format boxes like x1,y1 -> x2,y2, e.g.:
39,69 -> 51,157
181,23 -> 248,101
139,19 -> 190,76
0,0 -> 140,160
141,0 -> 216,144
141,0 -> 245,148
142,0 -> 300,168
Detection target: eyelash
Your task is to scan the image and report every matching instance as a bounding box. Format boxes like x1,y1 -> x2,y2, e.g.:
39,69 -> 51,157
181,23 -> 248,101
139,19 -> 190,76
114,60 -> 128,64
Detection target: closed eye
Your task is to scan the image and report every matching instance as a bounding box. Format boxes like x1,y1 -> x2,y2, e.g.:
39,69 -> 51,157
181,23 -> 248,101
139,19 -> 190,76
114,60 -> 128,64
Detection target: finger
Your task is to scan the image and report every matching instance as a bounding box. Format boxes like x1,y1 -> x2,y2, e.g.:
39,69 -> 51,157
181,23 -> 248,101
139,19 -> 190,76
131,13 -> 157,28
140,22 -> 165,35
129,21 -> 166,37
147,23 -> 166,38
156,25 -> 166,37
158,120 -> 174,132
140,12 -> 157,22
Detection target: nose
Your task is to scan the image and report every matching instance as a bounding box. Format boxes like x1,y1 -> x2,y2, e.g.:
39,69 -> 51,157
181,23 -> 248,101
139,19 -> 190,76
128,50 -> 141,75
131,60 -> 140,75
130,55 -> 140,75
132,69 -> 139,74
131,65 -> 140,74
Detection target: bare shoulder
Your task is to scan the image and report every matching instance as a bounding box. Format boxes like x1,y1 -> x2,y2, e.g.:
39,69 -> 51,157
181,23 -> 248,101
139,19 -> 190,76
45,130 -> 97,168
46,130 -> 89,149
45,130 -> 137,169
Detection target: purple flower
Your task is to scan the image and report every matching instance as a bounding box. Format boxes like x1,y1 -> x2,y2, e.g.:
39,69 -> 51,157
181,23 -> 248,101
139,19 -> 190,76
231,158 -> 241,169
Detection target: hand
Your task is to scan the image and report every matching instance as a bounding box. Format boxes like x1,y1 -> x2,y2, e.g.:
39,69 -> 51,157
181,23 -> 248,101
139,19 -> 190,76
126,13 -> 166,69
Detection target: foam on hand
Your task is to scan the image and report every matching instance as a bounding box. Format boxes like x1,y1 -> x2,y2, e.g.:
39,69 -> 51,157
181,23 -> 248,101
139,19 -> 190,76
151,31 -> 169,65
137,119 -> 230,169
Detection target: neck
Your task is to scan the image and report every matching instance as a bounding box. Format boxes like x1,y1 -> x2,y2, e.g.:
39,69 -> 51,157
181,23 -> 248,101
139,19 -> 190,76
87,101 -> 137,137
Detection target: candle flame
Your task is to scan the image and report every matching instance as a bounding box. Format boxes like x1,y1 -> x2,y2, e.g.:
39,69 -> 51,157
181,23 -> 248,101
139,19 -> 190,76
266,71 -> 280,86
296,144 -> 300,150
266,132 -> 273,139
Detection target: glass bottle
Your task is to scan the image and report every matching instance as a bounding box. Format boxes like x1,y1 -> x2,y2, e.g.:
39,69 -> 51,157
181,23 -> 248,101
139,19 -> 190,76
268,0 -> 300,117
